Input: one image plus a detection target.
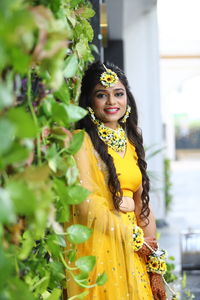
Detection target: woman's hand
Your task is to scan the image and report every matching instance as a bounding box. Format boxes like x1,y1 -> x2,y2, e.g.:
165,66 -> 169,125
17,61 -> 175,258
149,273 -> 166,300
138,236 -> 158,256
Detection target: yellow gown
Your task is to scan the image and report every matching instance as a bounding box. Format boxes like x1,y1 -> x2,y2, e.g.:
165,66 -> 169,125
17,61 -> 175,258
65,132 -> 153,300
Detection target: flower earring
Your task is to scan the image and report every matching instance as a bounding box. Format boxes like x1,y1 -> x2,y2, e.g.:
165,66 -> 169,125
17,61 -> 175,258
87,107 -> 100,125
121,105 -> 131,123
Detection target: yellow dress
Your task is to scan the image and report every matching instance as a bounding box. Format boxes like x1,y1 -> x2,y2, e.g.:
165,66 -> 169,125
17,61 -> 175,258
65,132 -> 153,300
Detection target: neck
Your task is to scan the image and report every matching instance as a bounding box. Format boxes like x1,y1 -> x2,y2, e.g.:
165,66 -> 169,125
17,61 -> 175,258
103,122 -> 118,130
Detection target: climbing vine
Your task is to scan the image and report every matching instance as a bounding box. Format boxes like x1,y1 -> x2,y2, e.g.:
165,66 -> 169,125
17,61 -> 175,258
0,0 -> 106,299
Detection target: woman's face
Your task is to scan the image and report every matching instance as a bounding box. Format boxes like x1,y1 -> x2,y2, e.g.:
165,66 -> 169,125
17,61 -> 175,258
91,80 -> 127,129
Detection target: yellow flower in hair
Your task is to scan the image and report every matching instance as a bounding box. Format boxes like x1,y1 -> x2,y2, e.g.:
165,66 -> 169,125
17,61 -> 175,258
100,68 -> 119,88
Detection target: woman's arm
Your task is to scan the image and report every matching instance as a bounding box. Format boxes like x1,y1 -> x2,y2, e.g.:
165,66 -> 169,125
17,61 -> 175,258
134,184 -> 156,238
134,185 -> 167,300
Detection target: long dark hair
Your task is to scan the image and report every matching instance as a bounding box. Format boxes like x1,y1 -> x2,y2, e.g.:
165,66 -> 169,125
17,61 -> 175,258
77,61 -> 150,223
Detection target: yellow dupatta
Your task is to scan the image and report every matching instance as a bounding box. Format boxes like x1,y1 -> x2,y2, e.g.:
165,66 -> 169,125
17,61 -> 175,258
65,132 -> 153,300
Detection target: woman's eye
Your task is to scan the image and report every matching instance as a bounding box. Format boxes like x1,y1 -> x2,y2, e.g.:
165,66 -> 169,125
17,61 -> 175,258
115,92 -> 124,97
96,93 -> 107,99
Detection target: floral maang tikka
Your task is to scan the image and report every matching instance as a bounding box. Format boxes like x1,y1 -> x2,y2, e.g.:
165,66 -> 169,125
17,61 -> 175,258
100,64 -> 119,88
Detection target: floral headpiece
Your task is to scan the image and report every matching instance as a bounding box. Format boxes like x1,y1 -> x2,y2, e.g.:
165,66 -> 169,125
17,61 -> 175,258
100,64 -> 119,88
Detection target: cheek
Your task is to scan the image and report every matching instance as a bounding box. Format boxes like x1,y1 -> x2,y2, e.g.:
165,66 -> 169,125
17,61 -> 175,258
92,99 -> 104,111
121,97 -> 127,109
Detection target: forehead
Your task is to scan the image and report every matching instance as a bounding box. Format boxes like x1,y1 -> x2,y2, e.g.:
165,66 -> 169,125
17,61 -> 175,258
93,81 -> 126,92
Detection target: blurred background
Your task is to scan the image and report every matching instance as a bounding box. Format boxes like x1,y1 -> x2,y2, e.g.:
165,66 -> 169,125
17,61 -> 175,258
90,0 -> 200,298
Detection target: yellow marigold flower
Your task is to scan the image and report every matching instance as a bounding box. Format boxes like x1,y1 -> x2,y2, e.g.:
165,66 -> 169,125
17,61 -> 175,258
100,69 -> 119,87
148,258 -> 159,271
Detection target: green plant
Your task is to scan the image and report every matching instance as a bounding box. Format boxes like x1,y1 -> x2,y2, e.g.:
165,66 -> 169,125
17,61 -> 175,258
164,256 -> 177,283
164,158 -> 173,212
181,272 -> 195,300
0,0 -> 107,299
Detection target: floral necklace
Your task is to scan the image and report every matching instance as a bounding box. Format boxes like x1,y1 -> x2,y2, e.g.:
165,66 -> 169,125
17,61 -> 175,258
88,107 -> 127,152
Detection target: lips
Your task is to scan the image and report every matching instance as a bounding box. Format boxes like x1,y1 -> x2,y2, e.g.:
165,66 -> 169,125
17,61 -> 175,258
104,107 -> 119,114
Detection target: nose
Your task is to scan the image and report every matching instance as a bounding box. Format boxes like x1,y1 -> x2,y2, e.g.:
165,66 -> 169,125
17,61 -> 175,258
106,94 -> 116,105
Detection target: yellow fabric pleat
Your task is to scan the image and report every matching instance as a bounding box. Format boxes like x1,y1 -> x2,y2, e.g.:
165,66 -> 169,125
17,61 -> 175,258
65,132 -> 153,300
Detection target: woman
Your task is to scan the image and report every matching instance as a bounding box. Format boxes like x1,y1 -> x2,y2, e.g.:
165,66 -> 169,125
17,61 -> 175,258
66,61 -> 167,300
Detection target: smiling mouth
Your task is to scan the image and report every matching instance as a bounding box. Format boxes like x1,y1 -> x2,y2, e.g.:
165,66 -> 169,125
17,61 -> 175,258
104,107 -> 119,114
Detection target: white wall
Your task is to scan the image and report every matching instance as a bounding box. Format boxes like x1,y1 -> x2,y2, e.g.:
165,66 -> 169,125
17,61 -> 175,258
123,2 -> 165,218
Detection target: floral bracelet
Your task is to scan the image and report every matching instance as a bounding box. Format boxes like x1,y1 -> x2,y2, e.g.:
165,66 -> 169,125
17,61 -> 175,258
146,249 -> 167,275
131,225 -> 178,299
131,225 -> 144,251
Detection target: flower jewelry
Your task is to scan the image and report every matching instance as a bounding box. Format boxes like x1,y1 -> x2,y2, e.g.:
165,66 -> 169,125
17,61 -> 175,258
121,105 -> 131,123
131,225 -> 144,251
146,249 -> 167,275
87,107 -> 127,152
100,64 -> 119,88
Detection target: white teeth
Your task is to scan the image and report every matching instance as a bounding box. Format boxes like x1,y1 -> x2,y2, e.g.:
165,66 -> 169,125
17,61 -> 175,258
105,108 -> 118,112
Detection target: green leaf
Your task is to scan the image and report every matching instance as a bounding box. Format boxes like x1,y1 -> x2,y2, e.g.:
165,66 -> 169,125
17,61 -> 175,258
0,247 -> 14,289
6,180 -> 36,215
74,271 -> 89,285
75,256 -> 96,273
48,154 -> 67,173
75,39 -> 88,59
49,0 -> 62,15
53,81 -> 70,104
49,261 -> 65,282
7,278 -> 35,300
54,178 -> 90,205
46,235 -> 61,257
71,290 -> 89,299
56,204 -> 70,223
52,102 -> 87,126
0,82 -> 13,109
70,0 -> 84,9
18,230 -> 35,260
1,143 -> 29,168
46,288 -> 61,300
67,249 -> 77,262
0,188 -> 16,224
0,118 -> 15,155
168,256 -> 175,261
66,130 -> 84,155
63,54 -> 78,78
41,94 -> 55,117
96,272 -> 108,286
65,104 -> 87,123
78,7 -> 95,19
65,185 -> 90,205
51,102 -> 68,125
6,107 -> 37,138
65,165 -> 79,185
66,224 -> 92,244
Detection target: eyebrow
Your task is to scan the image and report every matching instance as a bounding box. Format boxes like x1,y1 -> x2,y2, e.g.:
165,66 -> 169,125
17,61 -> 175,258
94,88 -> 125,94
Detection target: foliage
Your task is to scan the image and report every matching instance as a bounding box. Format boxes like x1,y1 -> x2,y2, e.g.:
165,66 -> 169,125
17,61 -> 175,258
0,0 -> 106,299
181,272 -> 195,300
164,158 -> 173,212
164,256 -> 177,283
